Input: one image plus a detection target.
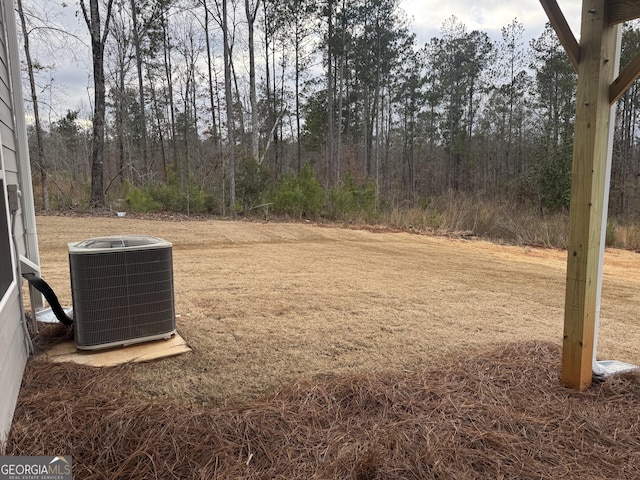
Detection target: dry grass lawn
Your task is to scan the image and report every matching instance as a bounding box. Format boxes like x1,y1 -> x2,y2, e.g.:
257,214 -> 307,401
33,214 -> 640,407
8,214 -> 640,478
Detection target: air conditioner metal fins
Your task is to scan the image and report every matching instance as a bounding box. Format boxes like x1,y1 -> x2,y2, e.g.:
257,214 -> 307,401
69,236 -> 176,350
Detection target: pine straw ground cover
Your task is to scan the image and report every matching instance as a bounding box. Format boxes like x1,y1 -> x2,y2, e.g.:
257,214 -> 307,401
6,340 -> 640,479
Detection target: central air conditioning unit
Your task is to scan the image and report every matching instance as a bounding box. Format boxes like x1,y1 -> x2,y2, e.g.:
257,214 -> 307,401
68,235 -> 176,350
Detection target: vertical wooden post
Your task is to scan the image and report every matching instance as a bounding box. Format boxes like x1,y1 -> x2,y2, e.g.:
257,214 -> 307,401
561,0 -> 619,390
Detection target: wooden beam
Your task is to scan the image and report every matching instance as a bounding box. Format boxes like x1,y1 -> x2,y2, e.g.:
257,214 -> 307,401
607,0 -> 640,25
540,0 -> 580,72
610,52 -> 640,104
562,0 -> 620,391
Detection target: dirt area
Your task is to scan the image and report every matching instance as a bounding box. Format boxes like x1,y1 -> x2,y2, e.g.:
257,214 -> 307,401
34,214 -> 640,407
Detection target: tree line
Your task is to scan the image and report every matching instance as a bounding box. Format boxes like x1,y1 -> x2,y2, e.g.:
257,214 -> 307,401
16,0 -> 640,220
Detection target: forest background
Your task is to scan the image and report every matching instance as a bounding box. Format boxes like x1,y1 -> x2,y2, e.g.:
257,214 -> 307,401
14,0 -> 640,249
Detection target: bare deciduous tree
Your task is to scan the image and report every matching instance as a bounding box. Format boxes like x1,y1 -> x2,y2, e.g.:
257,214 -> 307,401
16,0 -> 48,209
80,0 -> 115,208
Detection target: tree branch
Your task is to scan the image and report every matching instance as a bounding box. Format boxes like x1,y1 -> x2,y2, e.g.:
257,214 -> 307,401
79,0 -> 90,29
258,109 -> 285,165
101,0 -> 116,47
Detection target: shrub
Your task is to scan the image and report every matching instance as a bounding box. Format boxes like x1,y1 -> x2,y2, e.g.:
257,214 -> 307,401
328,173 -> 377,222
269,163 -> 324,218
533,147 -> 572,211
125,185 -> 161,212
236,156 -> 272,213
124,170 -> 209,214
153,180 -> 207,214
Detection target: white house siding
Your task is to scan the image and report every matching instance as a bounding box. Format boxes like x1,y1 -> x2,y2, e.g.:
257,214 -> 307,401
0,287 -> 27,453
0,0 -> 39,451
0,0 -> 22,248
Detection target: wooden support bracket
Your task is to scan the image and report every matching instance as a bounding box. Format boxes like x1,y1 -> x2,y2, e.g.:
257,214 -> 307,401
539,0 -> 580,72
610,51 -> 640,105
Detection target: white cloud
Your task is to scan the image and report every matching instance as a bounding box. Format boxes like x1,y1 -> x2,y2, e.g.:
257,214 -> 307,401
400,0 -> 582,44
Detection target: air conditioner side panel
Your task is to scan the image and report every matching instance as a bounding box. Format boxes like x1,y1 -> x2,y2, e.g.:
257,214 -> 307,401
70,246 -> 175,349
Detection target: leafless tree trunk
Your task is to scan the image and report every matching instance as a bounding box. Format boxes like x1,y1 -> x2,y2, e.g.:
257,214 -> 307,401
145,57 -> 167,180
262,7 -> 272,168
80,0 -> 115,208
203,0 -> 218,144
129,0 -> 148,181
106,5 -> 132,184
245,0 -> 260,163
294,19 -> 302,174
326,0 -> 335,186
230,52 -> 245,140
161,8 -> 178,170
222,0 -> 236,215
336,0 -> 346,183
16,0 -> 48,209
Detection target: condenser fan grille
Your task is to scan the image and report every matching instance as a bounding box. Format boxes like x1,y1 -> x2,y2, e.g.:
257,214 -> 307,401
69,236 -> 176,349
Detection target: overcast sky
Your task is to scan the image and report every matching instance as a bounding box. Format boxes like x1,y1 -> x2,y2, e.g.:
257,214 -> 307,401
400,0 -> 583,44
44,0 -> 585,119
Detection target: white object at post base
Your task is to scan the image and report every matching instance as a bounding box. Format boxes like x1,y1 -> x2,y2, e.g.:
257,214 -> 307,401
593,360 -> 639,379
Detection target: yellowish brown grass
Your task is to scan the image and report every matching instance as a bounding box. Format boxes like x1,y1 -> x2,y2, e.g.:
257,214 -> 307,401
34,214 -> 640,407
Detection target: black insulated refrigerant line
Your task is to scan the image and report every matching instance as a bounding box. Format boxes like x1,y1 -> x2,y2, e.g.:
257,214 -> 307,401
22,273 -> 73,325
